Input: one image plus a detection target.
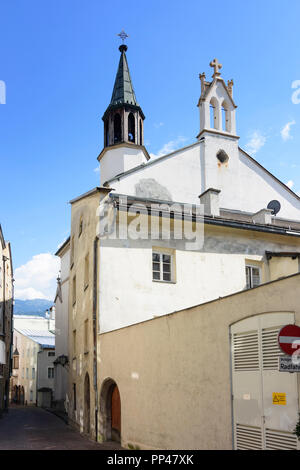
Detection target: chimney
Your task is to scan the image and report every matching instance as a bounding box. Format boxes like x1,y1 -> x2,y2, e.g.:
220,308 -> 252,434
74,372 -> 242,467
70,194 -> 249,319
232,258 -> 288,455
252,208 -> 273,225
198,188 -> 221,216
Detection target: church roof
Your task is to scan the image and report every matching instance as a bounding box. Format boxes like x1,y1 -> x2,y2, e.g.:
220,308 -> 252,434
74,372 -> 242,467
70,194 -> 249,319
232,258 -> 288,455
110,45 -> 138,107
103,45 -> 144,120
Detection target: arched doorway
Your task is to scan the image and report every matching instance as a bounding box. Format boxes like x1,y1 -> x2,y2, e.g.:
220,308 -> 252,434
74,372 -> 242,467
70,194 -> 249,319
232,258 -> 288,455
84,373 -> 90,434
100,378 -> 121,443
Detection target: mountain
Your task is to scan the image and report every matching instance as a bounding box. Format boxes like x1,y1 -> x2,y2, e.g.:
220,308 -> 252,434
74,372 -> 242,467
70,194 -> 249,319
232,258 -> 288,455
14,299 -> 53,316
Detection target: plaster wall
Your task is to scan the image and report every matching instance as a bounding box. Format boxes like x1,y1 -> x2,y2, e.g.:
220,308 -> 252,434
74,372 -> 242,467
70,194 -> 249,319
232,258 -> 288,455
105,140 -> 300,220
98,274 -> 300,450
99,217 -> 300,333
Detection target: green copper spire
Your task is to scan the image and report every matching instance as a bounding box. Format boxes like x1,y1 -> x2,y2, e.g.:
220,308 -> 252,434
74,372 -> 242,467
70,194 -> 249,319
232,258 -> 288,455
102,42 -> 145,148
110,45 -> 138,107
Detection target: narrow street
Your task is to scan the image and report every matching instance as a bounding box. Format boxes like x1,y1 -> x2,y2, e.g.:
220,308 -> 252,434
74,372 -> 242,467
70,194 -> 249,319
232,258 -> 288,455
0,406 -> 121,450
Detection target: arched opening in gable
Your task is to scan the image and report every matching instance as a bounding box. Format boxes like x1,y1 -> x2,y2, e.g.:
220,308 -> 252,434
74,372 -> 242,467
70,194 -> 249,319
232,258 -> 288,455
210,97 -> 219,129
221,100 -> 231,132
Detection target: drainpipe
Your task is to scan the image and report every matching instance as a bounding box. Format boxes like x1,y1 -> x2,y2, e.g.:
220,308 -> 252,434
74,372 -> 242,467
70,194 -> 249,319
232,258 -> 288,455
92,236 -> 99,441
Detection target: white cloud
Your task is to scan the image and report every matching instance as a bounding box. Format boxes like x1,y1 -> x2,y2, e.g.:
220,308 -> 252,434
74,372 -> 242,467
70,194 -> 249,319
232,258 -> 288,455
281,120 -> 296,141
286,180 -> 294,189
154,122 -> 164,128
245,131 -> 266,155
93,166 -> 100,173
14,253 -> 60,301
150,136 -> 189,159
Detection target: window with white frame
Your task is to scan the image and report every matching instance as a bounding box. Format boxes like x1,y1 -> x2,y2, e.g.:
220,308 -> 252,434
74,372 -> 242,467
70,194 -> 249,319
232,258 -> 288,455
152,252 -> 173,282
48,367 -> 54,379
245,265 -> 261,289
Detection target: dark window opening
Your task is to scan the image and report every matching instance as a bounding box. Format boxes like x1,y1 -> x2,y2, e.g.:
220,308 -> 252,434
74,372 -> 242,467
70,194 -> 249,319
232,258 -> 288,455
128,113 -> 135,143
216,149 -> 229,164
73,383 -> 77,411
139,120 -> 142,145
104,120 -> 109,147
114,114 -> 122,143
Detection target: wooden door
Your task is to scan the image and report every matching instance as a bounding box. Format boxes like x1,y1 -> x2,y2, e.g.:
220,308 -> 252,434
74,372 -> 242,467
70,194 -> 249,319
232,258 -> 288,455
111,385 -> 121,441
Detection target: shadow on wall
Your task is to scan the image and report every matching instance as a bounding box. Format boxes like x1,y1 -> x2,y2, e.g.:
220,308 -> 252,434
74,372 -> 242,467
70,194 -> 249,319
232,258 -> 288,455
135,179 -> 173,201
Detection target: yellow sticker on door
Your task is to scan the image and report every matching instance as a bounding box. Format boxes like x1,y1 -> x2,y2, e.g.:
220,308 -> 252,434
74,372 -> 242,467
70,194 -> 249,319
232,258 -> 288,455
272,393 -> 286,405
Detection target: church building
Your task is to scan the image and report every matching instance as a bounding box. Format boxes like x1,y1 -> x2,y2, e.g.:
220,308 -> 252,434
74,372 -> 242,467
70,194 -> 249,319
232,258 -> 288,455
55,41 -> 300,449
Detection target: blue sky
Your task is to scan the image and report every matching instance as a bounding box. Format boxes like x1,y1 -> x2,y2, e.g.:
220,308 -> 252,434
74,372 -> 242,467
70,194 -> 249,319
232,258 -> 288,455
1,0 -> 300,299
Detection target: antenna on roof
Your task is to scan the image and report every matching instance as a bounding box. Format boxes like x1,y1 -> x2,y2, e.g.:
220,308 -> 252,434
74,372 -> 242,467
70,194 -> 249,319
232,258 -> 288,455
267,200 -> 281,216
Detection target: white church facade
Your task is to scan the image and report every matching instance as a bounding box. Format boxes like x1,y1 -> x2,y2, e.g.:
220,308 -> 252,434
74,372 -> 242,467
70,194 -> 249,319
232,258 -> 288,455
55,43 -> 300,449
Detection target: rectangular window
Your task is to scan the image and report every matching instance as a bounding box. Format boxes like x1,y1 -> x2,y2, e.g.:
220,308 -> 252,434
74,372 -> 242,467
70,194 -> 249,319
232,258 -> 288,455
72,276 -> 76,305
152,252 -> 173,282
246,265 -> 261,289
30,390 -> 33,402
84,254 -> 89,290
73,383 -> 77,411
48,367 -> 54,379
70,236 -> 75,268
84,319 -> 88,353
73,330 -> 76,357
48,351 -> 55,357
13,356 -> 19,369
32,368 -> 35,379
26,368 -> 29,379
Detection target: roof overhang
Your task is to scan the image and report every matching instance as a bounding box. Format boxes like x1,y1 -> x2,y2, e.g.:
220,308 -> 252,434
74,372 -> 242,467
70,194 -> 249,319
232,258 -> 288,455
109,193 -> 300,239
97,142 -> 150,162
69,186 -> 112,205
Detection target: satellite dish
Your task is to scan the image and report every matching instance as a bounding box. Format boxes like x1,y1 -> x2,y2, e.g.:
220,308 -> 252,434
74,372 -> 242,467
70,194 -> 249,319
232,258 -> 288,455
267,200 -> 281,216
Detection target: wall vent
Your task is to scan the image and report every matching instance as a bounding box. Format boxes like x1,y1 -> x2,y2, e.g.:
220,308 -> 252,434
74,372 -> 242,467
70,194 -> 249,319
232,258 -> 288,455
236,424 -> 262,450
233,330 -> 259,371
265,429 -> 298,450
262,327 -> 284,370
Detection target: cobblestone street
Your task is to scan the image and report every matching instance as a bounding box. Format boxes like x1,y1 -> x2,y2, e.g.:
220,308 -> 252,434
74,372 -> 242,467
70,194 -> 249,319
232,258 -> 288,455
0,406 -> 121,450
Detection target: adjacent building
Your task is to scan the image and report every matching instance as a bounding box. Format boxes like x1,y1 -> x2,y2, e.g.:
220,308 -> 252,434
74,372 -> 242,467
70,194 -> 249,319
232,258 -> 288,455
0,225 -> 13,417
11,328 -> 55,407
53,237 -> 70,412
56,45 -> 300,449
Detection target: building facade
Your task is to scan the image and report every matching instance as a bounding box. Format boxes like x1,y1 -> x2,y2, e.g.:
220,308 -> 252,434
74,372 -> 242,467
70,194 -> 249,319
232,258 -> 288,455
11,328 -> 55,406
0,225 -> 13,417
53,237 -> 70,412
59,45 -> 300,448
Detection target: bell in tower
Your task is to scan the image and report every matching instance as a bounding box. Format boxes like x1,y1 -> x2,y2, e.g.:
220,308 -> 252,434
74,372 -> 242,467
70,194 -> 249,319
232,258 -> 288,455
102,44 -> 145,148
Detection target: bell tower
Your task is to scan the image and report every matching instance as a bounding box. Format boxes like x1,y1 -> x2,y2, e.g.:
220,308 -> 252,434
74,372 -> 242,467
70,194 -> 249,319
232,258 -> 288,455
197,58 -> 238,139
102,44 -> 145,148
98,35 -> 149,186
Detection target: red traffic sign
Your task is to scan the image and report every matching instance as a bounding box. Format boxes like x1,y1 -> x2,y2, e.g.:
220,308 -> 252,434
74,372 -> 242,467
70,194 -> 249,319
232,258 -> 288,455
278,325 -> 300,356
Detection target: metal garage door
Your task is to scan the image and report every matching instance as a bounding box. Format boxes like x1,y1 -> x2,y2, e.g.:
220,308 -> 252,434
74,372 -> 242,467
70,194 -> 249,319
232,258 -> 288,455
231,313 -> 299,450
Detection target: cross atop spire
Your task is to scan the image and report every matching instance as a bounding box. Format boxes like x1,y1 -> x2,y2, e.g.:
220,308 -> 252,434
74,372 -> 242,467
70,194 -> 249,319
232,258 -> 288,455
209,58 -> 222,78
117,30 -> 129,44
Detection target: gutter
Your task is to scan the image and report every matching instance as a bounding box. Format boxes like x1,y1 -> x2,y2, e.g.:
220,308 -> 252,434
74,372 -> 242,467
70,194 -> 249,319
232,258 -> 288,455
109,193 -> 300,239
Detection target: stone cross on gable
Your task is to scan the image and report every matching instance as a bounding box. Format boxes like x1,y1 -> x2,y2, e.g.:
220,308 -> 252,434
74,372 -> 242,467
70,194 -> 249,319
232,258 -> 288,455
210,58 -> 222,78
